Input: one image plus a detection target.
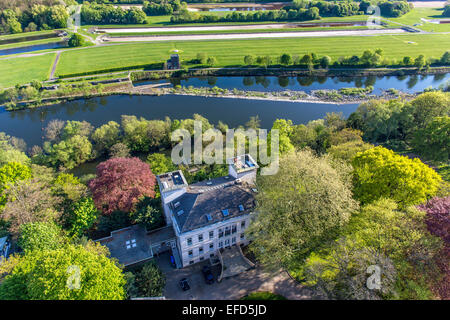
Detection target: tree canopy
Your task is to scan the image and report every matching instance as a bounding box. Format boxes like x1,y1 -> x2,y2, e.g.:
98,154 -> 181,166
352,146 -> 441,207
88,157 -> 157,214
0,244 -> 125,300
247,150 -> 358,269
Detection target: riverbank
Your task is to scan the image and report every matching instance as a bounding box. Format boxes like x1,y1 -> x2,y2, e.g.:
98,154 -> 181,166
2,80 -> 422,111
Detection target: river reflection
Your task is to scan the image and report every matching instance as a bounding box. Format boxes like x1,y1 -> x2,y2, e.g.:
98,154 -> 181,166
135,74 -> 449,94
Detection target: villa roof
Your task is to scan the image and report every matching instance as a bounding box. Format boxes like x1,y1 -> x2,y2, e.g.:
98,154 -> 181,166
170,176 -> 256,233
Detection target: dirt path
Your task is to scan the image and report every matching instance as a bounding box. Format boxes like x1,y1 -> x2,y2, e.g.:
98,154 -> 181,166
105,28 -> 407,42
49,51 -> 61,80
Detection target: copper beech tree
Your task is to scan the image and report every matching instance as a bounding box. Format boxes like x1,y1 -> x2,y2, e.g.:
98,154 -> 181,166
88,157 -> 156,214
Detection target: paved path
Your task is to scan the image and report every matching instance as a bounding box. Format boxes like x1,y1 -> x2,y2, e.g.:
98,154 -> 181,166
156,252 -> 314,300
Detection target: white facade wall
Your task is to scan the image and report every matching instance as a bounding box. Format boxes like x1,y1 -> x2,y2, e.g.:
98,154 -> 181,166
177,214 -> 251,267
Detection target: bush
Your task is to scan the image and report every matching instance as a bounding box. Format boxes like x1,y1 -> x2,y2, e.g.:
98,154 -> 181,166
241,292 -> 287,300
68,33 -> 85,48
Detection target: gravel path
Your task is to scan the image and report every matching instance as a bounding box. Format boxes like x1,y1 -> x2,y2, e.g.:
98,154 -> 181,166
99,23 -> 323,34
409,1 -> 446,8
105,28 -> 407,42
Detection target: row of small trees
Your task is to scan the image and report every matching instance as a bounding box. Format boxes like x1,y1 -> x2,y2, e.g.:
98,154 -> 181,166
242,50 -> 450,69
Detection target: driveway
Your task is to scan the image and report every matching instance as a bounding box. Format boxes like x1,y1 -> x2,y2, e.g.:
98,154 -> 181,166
155,252 -> 314,300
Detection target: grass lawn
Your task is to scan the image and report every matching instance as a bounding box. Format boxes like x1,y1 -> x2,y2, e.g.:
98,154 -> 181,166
0,37 -> 63,51
56,33 -> 450,76
0,30 -> 56,41
388,7 -> 450,32
0,53 -> 56,88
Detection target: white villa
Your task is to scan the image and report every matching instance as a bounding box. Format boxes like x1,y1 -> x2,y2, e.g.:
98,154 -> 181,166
156,154 -> 258,268
98,154 -> 258,274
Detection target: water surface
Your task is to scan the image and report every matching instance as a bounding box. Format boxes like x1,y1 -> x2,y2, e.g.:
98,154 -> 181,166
0,95 -> 358,147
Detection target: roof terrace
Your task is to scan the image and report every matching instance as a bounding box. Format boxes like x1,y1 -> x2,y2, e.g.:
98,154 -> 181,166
228,154 -> 259,174
157,170 -> 188,192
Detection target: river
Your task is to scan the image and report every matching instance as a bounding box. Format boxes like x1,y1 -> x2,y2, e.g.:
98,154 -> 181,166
134,74 -> 449,94
0,95 -> 359,148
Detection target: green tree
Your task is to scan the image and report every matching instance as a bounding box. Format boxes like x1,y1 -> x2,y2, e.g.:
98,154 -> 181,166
0,133 -> 30,166
320,55 -> 331,69
0,244 -> 126,300
270,119 -> 294,154
247,150 -> 358,269
206,56 -> 217,66
44,135 -> 93,169
0,162 -> 32,211
91,121 -> 121,154
68,33 -> 85,47
135,261 -> 165,297
412,116 -> 450,162
146,153 -> 176,175
66,197 -> 99,237
352,146 -> 442,207
409,91 -> 450,129
280,53 -> 292,66
302,199 -> 442,300
18,222 -> 66,253
244,54 -> 255,65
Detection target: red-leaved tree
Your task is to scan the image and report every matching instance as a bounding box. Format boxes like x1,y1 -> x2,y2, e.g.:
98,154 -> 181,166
88,157 -> 156,215
418,196 -> 450,299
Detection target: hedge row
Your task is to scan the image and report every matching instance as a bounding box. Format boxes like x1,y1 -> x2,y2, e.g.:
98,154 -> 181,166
58,62 -> 164,79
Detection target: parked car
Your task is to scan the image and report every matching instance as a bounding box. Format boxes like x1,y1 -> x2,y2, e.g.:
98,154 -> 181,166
202,265 -> 214,284
179,278 -> 190,291
0,236 -> 11,263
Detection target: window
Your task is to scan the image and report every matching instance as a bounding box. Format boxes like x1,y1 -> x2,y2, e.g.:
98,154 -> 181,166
231,225 -> 237,234
200,257 -> 204,261
188,250 -> 193,257
218,241 -> 223,248
198,234 -> 203,242
218,228 -> 224,238
189,260 -> 194,265
225,226 -> 231,236
240,233 -> 245,240
241,221 -> 246,229
209,243 -> 214,251
210,253 -> 215,258
199,246 -> 204,254
187,238 -> 192,246
225,239 -> 230,247
209,231 -> 214,239
232,237 -> 236,244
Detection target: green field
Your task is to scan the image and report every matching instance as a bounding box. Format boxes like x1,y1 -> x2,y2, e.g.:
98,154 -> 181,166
0,30 -> 56,41
55,34 -> 450,76
0,37 -> 63,51
388,7 -> 450,32
0,54 -> 56,88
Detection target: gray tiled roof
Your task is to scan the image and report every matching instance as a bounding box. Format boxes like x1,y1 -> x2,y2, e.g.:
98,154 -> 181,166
170,177 -> 255,233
